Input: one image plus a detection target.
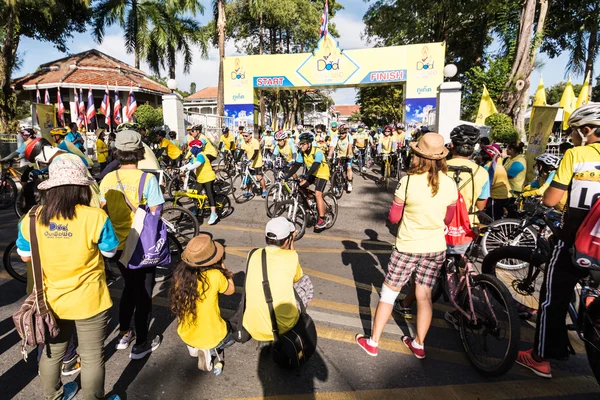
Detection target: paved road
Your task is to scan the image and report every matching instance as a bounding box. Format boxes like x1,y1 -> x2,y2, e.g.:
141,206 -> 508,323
0,170 -> 599,399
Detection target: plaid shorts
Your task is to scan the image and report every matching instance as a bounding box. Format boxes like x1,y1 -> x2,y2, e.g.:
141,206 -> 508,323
384,249 -> 446,289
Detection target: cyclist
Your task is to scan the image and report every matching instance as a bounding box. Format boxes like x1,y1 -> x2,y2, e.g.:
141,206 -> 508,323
515,103 -> 600,379
479,144 -> 511,220
285,132 -> 330,230
353,125 -> 373,169
393,124 -> 406,147
522,153 -> 561,198
504,142 -> 527,196
260,125 -> 275,158
327,121 -> 339,145
155,126 -> 183,168
240,130 -> 267,198
193,125 -> 218,163
180,139 -> 219,225
219,127 -> 236,153
376,125 -> 397,180
328,124 -> 354,193
49,127 -> 93,168
169,130 -> 181,148
272,130 -> 297,173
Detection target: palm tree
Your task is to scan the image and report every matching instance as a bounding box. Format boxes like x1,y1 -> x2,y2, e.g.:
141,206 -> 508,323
249,0 -> 264,126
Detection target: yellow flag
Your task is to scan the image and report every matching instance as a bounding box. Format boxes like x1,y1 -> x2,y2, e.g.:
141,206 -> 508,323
525,105 -> 559,184
576,71 -> 591,108
559,77 -> 576,130
475,85 -> 498,125
532,76 -> 546,106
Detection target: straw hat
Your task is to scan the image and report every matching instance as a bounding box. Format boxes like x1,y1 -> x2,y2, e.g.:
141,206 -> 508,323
410,132 -> 449,160
182,233 -> 225,267
38,154 -> 96,190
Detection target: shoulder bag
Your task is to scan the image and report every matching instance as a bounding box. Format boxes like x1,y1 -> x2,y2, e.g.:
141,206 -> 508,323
12,206 -> 60,360
229,248 -> 258,343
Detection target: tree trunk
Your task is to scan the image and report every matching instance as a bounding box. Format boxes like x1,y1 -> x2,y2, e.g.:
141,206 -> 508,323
217,0 -> 226,122
585,23 -> 598,101
291,92 -> 298,128
169,49 -> 176,79
259,12 -> 265,128
0,5 -> 20,132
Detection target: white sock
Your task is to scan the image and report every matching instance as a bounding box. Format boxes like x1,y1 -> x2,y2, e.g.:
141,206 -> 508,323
367,338 -> 378,347
411,339 -> 423,350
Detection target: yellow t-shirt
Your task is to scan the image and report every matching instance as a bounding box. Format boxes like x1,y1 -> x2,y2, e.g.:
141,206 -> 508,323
504,154 -> 527,196
159,138 -> 182,160
275,139 -> 296,163
394,173 -> 458,253
393,132 -> 405,147
353,131 -> 370,148
200,134 -> 218,158
177,269 -> 230,349
220,135 -> 235,151
18,206 -> 116,319
263,135 -> 274,150
446,158 -> 490,224
487,162 -> 511,200
380,135 -> 395,154
241,137 -> 263,168
243,247 -> 303,341
96,139 -> 108,163
298,146 -> 330,180
193,153 -> 216,184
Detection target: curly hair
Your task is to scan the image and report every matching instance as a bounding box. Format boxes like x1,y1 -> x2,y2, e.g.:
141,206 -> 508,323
408,154 -> 448,197
169,261 -> 231,326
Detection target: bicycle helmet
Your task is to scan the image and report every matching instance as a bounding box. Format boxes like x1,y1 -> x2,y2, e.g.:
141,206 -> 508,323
189,139 -> 204,156
116,122 -> 140,133
24,138 -> 53,163
169,130 -> 177,139
567,103 -> 600,128
21,127 -> 35,136
50,127 -> 68,136
350,127 -> 357,133
339,123 -> 349,132
298,132 -> 314,144
535,153 -> 560,170
331,121 -> 338,128
275,130 -> 287,141
190,124 -> 203,132
450,124 -> 480,147
482,144 -> 502,159
222,126 -> 229,134
383,125 -> 393,132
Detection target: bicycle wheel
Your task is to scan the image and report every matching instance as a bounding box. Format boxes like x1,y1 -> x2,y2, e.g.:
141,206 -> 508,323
476,211 -> 495,226
323,193 -> 338,229
215,193 -> 233,218
214,176 -> 233,195
584,298 -> 600,385
3,240 -> 27,283
458,274 -> 520,377
166,174 -> 184,199
262,168 -> 275,188
481,219 -> 538,270
161,205 -> 199,246
215,158 -> 233,180
291,204 -> 308,241
0,177 -> 17,210
330,171 -> 344,199
156,232 -> 182,282
231,173 -> 254,203
481,246 -> 544,313
265,183 -> 287,218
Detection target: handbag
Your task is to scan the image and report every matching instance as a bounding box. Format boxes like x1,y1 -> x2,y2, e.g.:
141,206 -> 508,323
12,206 -> 60,360
261,250 -> 317,369
116,171 -> 171,269
229,248 -> 258,343
445,166 -> 479,246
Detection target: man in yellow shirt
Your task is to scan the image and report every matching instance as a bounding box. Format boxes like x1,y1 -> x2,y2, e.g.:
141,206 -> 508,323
219,127 -> 236,153
240,131 -> 267,197
156,129 -> 183,167
243,217 -> 304,341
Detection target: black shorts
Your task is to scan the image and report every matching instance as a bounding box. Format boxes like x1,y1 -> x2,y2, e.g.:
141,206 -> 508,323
166,156 -> 182,167
249,166 -> 263,175
309,177 -> 327,193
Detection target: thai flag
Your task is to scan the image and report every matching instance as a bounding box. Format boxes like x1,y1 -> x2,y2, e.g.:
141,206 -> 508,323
79,88 -> 86,126
74,88 -> 81,127
36,89 -> 41,103
126,87 -> 137,120
319,0 -> 329,38
113,83 -> 122,125
329,105 -> 336,115
86,87 -> 96,125
100,83 -> 110,126
44,89 -> 51,105
56,90 -> 65,126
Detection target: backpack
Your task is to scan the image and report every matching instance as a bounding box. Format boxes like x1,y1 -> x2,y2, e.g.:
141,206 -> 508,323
572,198 -> 600,270
445,165 -> 478,246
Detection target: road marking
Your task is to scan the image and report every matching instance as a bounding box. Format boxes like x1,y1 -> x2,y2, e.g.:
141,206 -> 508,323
226,375 -> 600,400
227,246 -> 392,255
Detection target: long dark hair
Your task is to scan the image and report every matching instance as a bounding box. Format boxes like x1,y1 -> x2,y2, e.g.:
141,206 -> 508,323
408,154 -> 448,196
169,261 -> 231,326
38,185 -> 92,226
507,142 -> 525,154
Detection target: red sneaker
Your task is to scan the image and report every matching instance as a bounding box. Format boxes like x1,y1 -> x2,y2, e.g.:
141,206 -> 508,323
355,334 -> 378,357
402,336 -> 426,359
515,349 -> 552,378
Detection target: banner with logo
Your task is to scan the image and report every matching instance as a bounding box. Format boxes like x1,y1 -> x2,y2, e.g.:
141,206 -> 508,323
33,103 -> 58,142
525,105 -> 559,184
224,37 -> 445,130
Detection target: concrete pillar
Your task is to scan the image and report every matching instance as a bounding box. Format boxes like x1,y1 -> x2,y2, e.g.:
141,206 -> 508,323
162,92 -> 185,143
436,81 -> 462,143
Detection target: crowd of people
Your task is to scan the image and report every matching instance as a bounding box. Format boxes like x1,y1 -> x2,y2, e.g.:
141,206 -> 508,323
7,102 -> 600,398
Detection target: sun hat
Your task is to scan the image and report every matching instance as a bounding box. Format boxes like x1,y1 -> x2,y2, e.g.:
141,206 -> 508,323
115,129 -> 142,151
410,132 -> 449,160
265,217 -> 296,240
38,153 -> 95,190
182,233 -> 225,267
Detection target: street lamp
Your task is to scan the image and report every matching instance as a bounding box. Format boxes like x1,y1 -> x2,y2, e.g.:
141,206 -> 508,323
167,79 -> 177,93
443,64 -> 458,80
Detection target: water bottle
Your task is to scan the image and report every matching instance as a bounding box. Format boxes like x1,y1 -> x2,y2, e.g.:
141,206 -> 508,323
213,361 -> 223,376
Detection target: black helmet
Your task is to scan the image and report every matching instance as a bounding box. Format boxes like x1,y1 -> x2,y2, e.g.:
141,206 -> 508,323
222,127 -> 229,134
450,124 -> 480,147
298,132 -> 314,144
24,138 -> 52,163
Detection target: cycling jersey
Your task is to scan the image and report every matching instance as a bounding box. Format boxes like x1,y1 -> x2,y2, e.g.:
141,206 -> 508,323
199,134 -> 218,158
330,134 -> 353,159
504,154 -> 527,195
296,146 -> 330,180
185,153 -> 216,184
220,134 -> 236,151
273,139 -> 296,163
262,135 -> 274,150
353,131 -> 371,148
379,135 -> 396,154
159,137 -> 182,160
484,162 -> 510,200
393,131 -> 405,147
241,137 -> 263,168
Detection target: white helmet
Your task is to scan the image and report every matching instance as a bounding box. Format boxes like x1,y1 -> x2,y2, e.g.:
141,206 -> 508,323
567,103 -> 600,128
535,153 -> 560,170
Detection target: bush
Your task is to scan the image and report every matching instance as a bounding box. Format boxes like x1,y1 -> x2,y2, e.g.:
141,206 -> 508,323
486,113 -> 519,144
134,103 -> 163,130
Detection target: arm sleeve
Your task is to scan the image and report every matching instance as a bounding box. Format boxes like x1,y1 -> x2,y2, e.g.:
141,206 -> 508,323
550,152 -> 573,190
181,154 -> 204,171
16,219 -> 31,257
250,149 -> 259,161
143,175 -> 165,207
506,161 -> 525,178
285,162 -> 302,178
98,218 -> 119,256
307,161 -> 320,177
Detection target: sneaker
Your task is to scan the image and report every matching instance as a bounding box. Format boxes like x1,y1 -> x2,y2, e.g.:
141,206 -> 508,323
315,217 -> 327,230
130,335 -> 161,360
213,361 -> 223,376
515,349 -> 552,378
197,348 -> 213,372
402,336 -> 426,359
106,395 -> 121,400
115,330 -> 135,350
347,183 -> 353,193
61,355 -> 81,376
393,299 -> 413,319
355,334 -> 378,357
208,212 -> 219,225
444,311 -> 459,331
262,190 -> 268,198
62,381 -> 79,400
242,192 -> 252,199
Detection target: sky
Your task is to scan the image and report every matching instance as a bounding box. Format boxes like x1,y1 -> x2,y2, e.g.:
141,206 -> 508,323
16,0 -> 600,107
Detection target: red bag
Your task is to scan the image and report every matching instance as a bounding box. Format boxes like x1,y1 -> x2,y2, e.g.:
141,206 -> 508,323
573,198 -> 600,271
445,192 -> 476,246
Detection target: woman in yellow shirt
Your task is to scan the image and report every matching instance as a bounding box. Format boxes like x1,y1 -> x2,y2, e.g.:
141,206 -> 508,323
170,234 -> 235,374
504,142 -> 527,196
95,131 -> 109,171
481,144 -> 511,220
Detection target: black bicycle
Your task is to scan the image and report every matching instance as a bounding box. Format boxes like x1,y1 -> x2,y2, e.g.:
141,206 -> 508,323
329,154 -> 349,200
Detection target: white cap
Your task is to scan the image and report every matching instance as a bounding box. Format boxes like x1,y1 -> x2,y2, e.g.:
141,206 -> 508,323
265,217 -> 296,240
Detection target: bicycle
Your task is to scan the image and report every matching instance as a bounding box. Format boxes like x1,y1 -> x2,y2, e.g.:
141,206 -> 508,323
329,154 -> 349,200
265,157 -> 293,218
271,178 -> 338,241
482,236 -> 600,384
170,181 -> 233,223
380,153 -> 393,190
231,160 -> 274,203
0,157 -> 21,210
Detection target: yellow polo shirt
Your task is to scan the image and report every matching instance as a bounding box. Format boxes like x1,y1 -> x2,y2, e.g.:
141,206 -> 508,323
241,137 -> 263,168
159,138 -> 182,160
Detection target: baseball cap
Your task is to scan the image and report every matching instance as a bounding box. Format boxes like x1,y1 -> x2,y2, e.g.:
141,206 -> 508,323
265,217 -> 295,240
115,130 -> 142,151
